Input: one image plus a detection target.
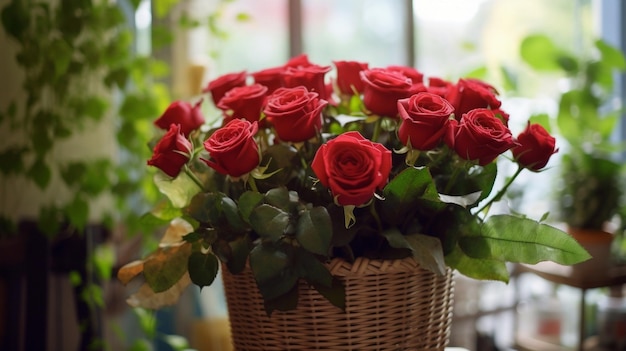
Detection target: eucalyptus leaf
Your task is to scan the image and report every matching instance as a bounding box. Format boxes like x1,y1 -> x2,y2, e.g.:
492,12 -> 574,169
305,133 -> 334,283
187,252 -> 219,289
296,207 -> 332,255
249,243 -> 298,301
238,191 -> 264,223
249,204 -> 290,242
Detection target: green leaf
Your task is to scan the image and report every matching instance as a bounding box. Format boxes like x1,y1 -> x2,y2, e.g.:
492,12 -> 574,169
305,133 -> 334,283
383,229 -> 446,275
221,197 -> 246,232
1,0 -> 30,40
463,215 -> 591,265
38,205 -> 61,237
445,245 -> 510,282
0,147 -> 27,175
249,243 -> 298,301
238,191 -> 264,223
296,207 -> 332,255
311,277 -> 346,311
28,157 -> 51,190
249,204 -> 290,242
520,34 -> 563,71
144,244 -> 192,293
596,39 -> 626,70
154,171 -> 200,208
296,250 -> 332,288
187,252 -> 219,289
263,283 -> 299,316
382,167 -> 443,224
226,234 -> 253,274
186,192 -> 221,223
65,196 -> 89,232
49,38 -> 72,77
264,187 -> 293,212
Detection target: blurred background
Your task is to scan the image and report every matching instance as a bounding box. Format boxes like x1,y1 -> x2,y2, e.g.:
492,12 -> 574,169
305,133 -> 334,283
1,0 -> 626,350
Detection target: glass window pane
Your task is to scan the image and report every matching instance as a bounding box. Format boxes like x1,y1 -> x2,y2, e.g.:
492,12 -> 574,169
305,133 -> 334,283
301,0 -> 409,66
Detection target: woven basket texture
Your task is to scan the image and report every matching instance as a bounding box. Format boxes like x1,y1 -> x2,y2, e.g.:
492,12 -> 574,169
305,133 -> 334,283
222,256 -> 455,351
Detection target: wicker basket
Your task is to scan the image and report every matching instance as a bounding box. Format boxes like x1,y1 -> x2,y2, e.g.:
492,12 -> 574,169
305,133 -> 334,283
222,256 -> 455,351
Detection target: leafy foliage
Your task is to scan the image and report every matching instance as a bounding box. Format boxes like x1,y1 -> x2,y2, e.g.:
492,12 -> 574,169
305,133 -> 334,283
520,34 -> 626,230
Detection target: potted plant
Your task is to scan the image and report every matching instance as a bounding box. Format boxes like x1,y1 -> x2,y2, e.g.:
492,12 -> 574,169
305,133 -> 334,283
519,34 -> 626,270
118,55 -> 590,350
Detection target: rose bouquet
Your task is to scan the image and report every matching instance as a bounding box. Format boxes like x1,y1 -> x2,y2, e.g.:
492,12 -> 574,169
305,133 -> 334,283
118,54 -> 590,312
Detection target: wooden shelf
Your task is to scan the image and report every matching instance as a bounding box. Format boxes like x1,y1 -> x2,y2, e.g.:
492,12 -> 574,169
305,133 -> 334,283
515,261 -> 626,289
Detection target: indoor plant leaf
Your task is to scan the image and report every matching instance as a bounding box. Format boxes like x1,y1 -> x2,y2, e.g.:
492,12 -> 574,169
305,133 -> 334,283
249,204 -> 290,242
187,251 -> 219,289
143,243 -> 193,293
462,215 -> 591,265
296,206 -> 332,255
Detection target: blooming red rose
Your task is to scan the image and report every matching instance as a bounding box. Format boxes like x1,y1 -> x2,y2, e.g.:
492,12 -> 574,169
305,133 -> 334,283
427,77 -> 454,98
333,60 -> 369,95
446,78 -> 502,118
387,65 -> 424,83
252,66 -> 285,94
263,86 -> 328,142
311,131 -> 392,207
217,83 -> 269,124
445,108 -> 517,166
154,100 -> 205,136
397,92 -> 455,150
512,122 -> 558,171
203,71 -> 248,106
492,108 -> 510,126
202,119 -> 260,178
147,124 -> 192,177
360,68 -> 421,118
284,54 -> 313,69
282,64 -> 332,100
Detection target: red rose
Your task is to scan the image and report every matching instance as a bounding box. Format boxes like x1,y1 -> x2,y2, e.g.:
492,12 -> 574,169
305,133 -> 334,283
387,65 -> 424,84
252,66 -> 285,94
202,119 -> 260,178
147,124 -> 192,177
284,54 -> 313,68
311,131 -> 392,207
154,100 -> 205,136
397,92 -> 454,150
203,71 -> 248,106
445,108 -> 516,166
512,122 -> 558,171
427,77 -> 453,98
217,84 -> 269,124
360,68 -> 420,118
282,64 -> 332,100
263,86 -> 328,142
333,60 -> 369,95
446,78 -> 502,118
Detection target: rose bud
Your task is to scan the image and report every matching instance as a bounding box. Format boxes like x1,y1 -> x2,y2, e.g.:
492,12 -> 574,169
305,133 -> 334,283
203,71 -> 248,106
446,78 -> 502,118
512,122 -> 558,171
445,108 -> 517,166
154,100 -> 205,136
360,68 -> 423,118
217,83 -> 269,124
147,124 -> 193,177
333,60 -> 369,96
264,86 -> 328,142
311,131 -> 392,207
202,119 -> 260,178
397,92 -> 455,151
252,66 -> 285,94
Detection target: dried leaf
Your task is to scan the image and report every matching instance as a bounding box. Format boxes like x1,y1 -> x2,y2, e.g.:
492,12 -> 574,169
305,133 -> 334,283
126,272 -> 192,309
160,218 -> 194,247
117,260 -> 145,285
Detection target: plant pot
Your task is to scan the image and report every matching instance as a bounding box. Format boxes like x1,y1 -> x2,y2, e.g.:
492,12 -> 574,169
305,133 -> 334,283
568,227 -> 614,281
221,256 -> 454,351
